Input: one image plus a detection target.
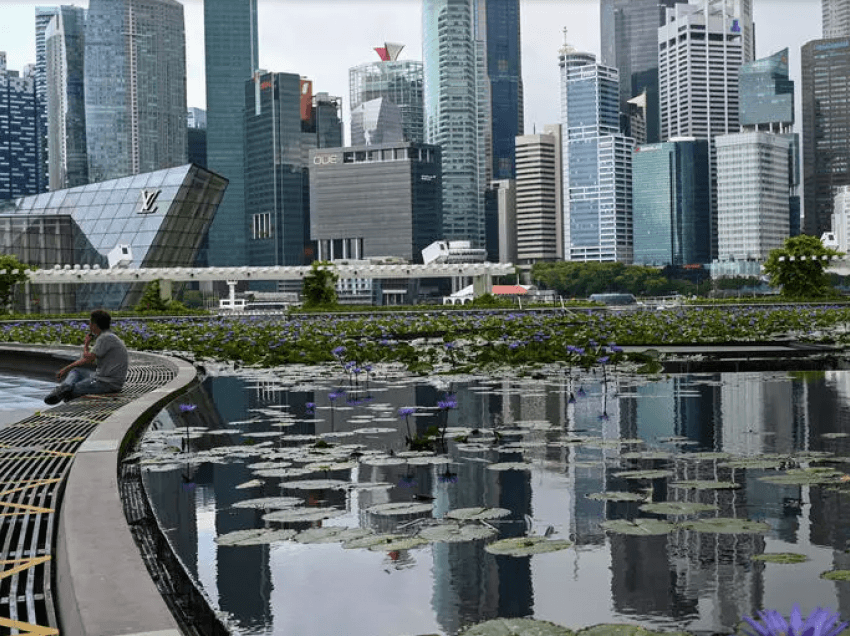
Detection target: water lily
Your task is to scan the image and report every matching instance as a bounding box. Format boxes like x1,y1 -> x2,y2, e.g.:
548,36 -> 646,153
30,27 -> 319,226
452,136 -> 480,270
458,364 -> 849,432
179,403 -> 197,412
739,606 -> 848,636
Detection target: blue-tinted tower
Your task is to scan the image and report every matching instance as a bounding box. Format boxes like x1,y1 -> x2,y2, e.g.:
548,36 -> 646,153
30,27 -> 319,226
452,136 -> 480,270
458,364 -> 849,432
0,55 -> 41,201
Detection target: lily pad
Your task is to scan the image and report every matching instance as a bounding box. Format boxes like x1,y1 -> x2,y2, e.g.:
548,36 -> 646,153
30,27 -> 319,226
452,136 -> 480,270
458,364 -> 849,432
600,519 -> 676,536
759,467 -> 847,485
752,552 -> 809,564
342,533 -> 407,549
487,462 -> 533,472
367,536 -> 430,551
680,517 -> 770,534
577,626 -> 690,636
669,480 -> 741,490
294,527 -> 375,544
620,451 -> 673,461
232,496 -> 303,510
365,501 -> 434,516
586,492 -> 647,503
460,617 -> 575,636
613,470 -> 673,480
639,502 -> 717,515
821,570 -> 850,581
262,507 -> 346,523
279,479 -> 350,490
235,479 -> 264,489
719,458 -> 787,470
682,452 -> 732,461
484,536 -> 572,557
445,507 -> 512,521
418,522 -> 499,543
216,528 -> 297,546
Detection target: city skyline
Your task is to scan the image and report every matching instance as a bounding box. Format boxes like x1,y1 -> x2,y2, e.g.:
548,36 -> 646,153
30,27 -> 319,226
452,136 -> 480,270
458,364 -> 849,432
1,0 -> 820,141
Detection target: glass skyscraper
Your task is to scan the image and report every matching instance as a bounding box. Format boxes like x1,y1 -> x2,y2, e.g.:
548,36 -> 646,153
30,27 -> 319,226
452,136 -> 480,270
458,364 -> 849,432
203,0 -> 258,267
739,48 -> 794,131
45,6 -> 88,190
423,0 -> 489,249
600,0 -> 685,144
802,37 -> 850,238
559,44 -> 634,263
35,7 -> 58,193
633,139 -> 710,266
0,54 -> 41,201
84,0 -> 187,183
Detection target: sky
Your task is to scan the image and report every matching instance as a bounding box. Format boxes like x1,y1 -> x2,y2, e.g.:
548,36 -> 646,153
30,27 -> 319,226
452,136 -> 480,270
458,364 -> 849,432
0,0 -> 822,140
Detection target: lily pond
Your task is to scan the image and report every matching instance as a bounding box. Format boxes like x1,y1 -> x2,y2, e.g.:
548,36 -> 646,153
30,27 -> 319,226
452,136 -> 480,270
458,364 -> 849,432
137,365 -> 850,636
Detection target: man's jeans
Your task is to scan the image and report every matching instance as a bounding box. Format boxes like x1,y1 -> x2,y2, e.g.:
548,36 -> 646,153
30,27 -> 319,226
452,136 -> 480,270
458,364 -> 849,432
59,368 -> 119,399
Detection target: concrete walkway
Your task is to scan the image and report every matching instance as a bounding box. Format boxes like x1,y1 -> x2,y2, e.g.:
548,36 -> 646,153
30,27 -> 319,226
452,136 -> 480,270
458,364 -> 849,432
0,344 -> 197,636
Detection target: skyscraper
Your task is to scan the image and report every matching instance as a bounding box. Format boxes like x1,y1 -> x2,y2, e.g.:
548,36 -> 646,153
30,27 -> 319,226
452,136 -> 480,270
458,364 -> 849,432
559,43 -> 634,263
0,53 -> 41,200
802,38 -> 850,238
600,0 -> 685,143
514,125 -> 561,264
423,0 -> 489,249
350,98 -> 404,146
35,7 -> 59,192
187,107 -> 207,170
478,0 -> 523,179
45,6 -> 88,190
632,139 -> 711,267
203,0 -> 258,267
84,0 -> 187,183
349,45 -> 424,144
823,0 -> 850,37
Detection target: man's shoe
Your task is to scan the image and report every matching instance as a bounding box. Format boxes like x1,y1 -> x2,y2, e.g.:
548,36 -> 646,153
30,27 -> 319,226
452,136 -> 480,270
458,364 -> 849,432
61,389 -> 75,403
44,387 -> 65,405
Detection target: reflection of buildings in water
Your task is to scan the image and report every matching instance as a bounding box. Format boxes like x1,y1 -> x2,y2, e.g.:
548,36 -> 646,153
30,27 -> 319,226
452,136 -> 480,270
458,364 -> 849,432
833,550 -> 850,620
810,373 -> 850,455
719,373 -> 796,456
430,448 -> 533,634
668,530 -> 765,631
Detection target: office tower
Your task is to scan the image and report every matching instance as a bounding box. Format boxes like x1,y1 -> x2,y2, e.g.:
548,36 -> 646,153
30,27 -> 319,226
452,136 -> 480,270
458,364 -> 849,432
633,139 -> 711,266
84,0 -> 187,183
659,0 -> 755,259
309,142 -> 442,264
478,0 -> 523,179
600,0 -> 685,143
0,54 -> 41,200
45,6 -> 88,190
305,92 -> 343,151
823,0 -> 850,37
514,124 -> 562,264
35,7 -> 59,192
349,45 -> 424,144
350,98 -> 404,146
423,0 -> 489,248
559,44 -> 634,263
830,186 -> 850,252
203,0 -> 258,267
802,38 -> 850,238
187,108 -> 207,169
491,179 -> 517,263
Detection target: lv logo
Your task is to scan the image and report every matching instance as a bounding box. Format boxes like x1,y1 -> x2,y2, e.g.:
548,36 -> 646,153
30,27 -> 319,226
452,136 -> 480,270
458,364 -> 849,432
138,189 -> 161,214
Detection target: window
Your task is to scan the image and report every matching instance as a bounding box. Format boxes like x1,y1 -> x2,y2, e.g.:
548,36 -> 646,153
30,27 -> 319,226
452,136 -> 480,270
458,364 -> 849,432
252,212 -> 272,239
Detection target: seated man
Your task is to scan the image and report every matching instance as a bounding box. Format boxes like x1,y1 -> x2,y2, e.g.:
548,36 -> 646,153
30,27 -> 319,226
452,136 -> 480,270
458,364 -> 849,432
44,309 -> 129,404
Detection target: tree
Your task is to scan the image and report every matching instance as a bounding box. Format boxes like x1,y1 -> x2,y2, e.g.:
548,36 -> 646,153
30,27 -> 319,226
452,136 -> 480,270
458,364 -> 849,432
0,254 -> 32,313
763,235 -> 842,299
302,261 -> 339,308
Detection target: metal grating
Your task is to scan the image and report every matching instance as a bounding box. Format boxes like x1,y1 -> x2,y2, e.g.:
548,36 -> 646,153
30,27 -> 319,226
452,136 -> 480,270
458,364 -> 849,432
0,353 -> 177,635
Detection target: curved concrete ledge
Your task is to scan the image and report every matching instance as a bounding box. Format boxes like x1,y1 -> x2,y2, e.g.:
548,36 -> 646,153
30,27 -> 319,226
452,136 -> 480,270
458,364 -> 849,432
0,344 -> 197,636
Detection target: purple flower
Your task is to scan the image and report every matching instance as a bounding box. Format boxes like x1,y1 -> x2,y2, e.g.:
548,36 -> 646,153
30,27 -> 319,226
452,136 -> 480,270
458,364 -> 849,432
739,606 -> 848,636
398,407 -> 416,418
305,402 -> 315,414
437,395 -> 457,410
597,356 -> 610,365
179,403 -> 197,412
332,345 -> 346,357
577,387 -> 586,398
610,344 -> 623,353
328,391 -> 343,402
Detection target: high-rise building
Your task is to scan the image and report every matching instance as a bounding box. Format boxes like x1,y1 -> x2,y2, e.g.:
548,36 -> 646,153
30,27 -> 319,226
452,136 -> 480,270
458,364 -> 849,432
35,7 -> 59,193
84,0 -> 187,183
478,0 -> 523,180
823,0 -> 850,37
350,98 -> 404,147
45,6 -> 88,190
514,125 -> 561,264
0,54 -> 41,201
187,107 -> 206,130
658,0 -> 755,259
559,43 -> 634,263
349,45 -> 424,144
829,186 -> 850,252
802,38 -> 850,238
632,138 -> 711,266
423,0 -> 489,249
600,0 -> 685,143
203,0 -> 258,267
491,179 -> 517,264
187,107 -> 207,169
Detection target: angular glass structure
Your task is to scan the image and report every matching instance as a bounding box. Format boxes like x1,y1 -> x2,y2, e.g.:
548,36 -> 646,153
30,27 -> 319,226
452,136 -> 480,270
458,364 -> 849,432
0,164 -> 227,311
349,58 -> 424,144
350,98 -> 404,146
740,48 -> 794,130
204,0 -> 258,268
633,139 -> 710,266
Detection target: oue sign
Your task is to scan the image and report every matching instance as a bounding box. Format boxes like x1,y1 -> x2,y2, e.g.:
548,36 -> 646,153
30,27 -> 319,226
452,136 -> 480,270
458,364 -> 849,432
313,154 -> 340,166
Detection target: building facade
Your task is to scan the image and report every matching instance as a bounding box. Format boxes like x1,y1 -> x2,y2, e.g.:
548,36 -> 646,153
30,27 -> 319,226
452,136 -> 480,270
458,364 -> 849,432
830,185 -> 850,252
350,98 -> 404,147
0,54 -> 41,201
35,7 -> 59,193
308,142 -> 442,264
0,164 -> 227,312
203,0 -> 258,267
632,138 -> 711,267
84,0 -> 187,183
559,44 -> 634,263
491,179 -> 517,264
600,0 -> 685,143
515,125 -> 561,264
45,6 -> 88,191
187,108 -> 207,169
349,47 -> 424,145
802,37 -> 850,238
423,0 -> 489,249
824,0 -> 850,38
